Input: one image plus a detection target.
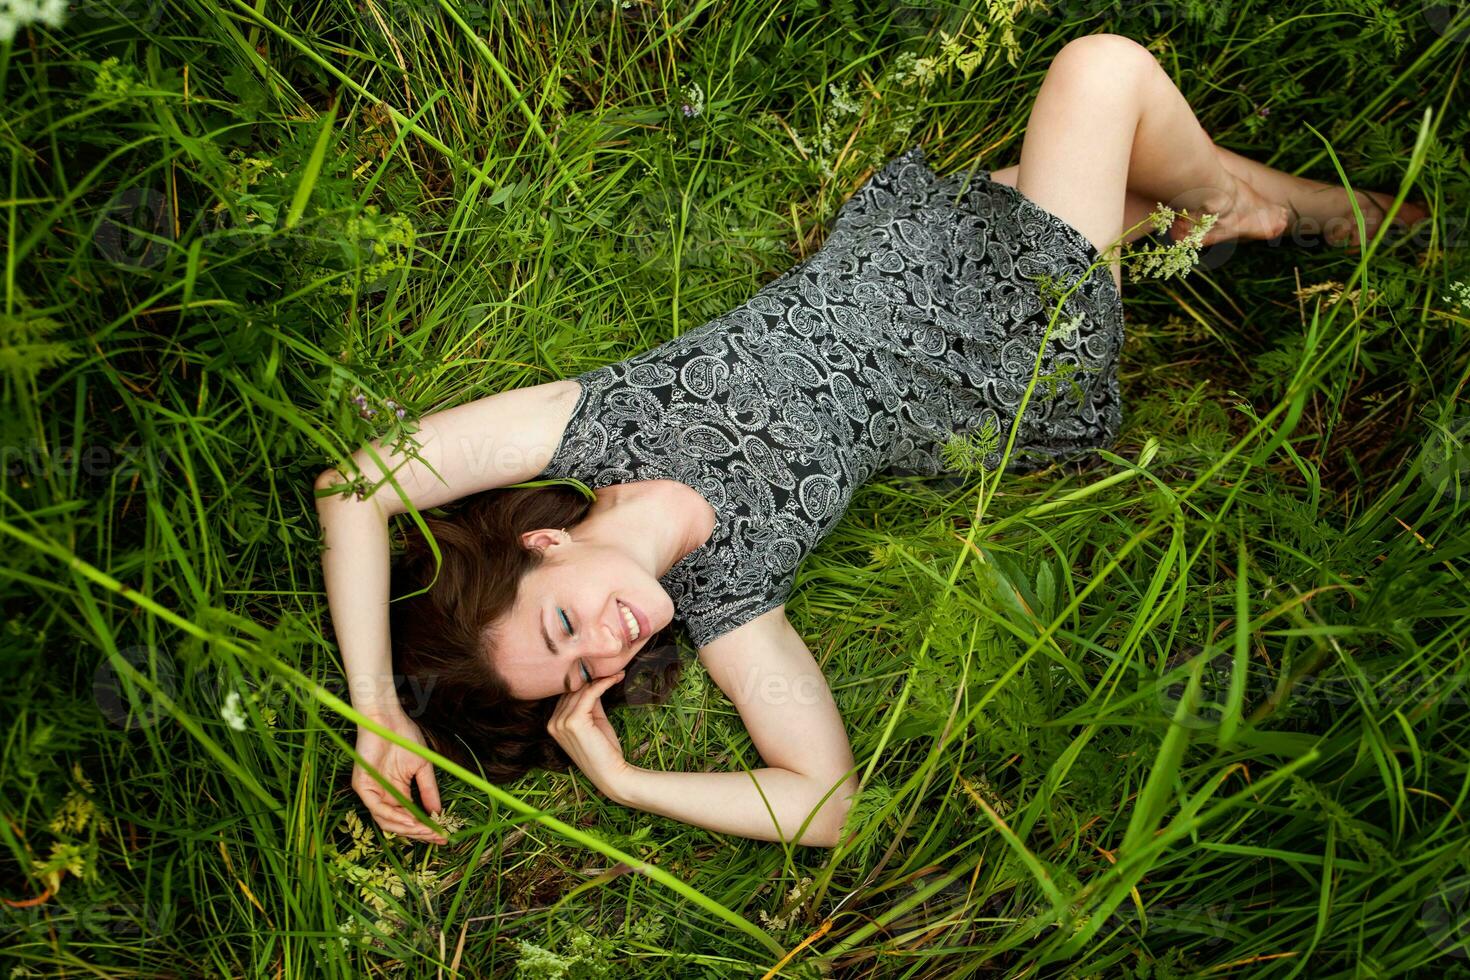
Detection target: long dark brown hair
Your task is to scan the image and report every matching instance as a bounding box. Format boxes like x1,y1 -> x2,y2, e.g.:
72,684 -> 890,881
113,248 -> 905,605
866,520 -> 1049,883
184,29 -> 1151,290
387,483 -> 684,782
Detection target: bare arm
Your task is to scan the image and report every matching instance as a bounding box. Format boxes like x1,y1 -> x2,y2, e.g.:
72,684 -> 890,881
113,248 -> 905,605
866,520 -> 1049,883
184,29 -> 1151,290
612,765 -> 854,847
610,608 -> 861,847
314,379 -> 580,838
314,379 -> 579,715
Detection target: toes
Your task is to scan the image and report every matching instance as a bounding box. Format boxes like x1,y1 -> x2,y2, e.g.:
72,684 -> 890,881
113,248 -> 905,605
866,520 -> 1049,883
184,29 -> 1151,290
1260,204 -> 1290,241
1395,201 -> 1429,229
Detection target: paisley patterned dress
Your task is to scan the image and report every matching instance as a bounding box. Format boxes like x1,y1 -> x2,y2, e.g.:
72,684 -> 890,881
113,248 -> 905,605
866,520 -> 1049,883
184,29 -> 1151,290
531,143 -> 1124,648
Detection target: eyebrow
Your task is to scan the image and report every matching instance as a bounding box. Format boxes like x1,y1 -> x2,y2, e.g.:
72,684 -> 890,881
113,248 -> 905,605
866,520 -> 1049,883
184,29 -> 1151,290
541,614 -> 570,694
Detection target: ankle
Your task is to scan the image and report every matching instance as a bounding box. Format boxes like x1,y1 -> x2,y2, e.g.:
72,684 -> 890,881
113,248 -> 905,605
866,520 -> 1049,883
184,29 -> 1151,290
1167,174 -> 1237,221
1198,174 -> 1239,218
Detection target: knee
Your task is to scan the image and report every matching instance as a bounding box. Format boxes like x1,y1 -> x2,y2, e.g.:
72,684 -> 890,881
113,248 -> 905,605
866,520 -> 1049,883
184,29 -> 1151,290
1052,33 -> 1157,81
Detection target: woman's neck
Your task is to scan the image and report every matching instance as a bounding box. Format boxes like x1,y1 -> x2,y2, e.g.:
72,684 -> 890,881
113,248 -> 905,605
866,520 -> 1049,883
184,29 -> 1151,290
578,480 -> 716,576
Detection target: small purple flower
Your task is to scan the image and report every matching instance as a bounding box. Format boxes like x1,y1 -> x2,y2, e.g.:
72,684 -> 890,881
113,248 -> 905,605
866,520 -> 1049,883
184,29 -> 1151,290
1256,105 -> 1271,119
682,104 -> 695,117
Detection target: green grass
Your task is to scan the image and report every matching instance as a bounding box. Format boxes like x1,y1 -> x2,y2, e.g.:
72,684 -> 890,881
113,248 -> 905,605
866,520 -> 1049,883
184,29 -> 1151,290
2,0 -> 1468,976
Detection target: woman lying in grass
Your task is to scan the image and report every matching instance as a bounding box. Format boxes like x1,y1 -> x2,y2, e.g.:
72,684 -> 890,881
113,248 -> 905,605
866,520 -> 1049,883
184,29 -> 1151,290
314,33 -> 1428,848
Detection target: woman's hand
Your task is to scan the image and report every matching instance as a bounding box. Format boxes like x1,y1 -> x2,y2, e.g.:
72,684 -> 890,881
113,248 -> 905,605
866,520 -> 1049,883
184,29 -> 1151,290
547,670 -> 635,802
352,711 -> 447,845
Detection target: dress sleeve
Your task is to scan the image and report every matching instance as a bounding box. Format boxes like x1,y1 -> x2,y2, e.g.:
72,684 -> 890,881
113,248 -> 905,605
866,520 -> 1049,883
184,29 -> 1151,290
673,556 -> 799,649
531,364 -> 607,482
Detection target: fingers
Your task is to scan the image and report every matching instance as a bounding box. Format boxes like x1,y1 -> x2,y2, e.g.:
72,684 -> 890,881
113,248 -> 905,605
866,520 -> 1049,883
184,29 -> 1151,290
416,764 -> 443,815
583,670 -> 624,701
364,795 -> 448,845
549,671 -> 625,733
355,772 -> 449,845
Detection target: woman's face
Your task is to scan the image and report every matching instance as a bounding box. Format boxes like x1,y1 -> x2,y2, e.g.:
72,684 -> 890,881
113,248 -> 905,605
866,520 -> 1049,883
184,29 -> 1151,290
489,528 -> 673,700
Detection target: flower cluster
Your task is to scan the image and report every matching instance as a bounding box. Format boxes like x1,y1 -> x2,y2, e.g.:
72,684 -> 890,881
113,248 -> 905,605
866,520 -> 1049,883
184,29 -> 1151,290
0,0 -> 66,43
350,391 -> 407,421
221,690 -> 248,732
758,875 -> 815,930
1124,204 -> 1219,282
339,206 -> 416,295
1444,279 -> 1470,312
805,80 -> 866,179
827,81 -> 861,116
679,80 -> 704,118
1030,271 -> 1088,343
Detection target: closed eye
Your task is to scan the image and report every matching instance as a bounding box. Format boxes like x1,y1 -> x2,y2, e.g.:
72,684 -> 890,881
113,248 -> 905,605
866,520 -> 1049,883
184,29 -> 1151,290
559,608 -> 592,687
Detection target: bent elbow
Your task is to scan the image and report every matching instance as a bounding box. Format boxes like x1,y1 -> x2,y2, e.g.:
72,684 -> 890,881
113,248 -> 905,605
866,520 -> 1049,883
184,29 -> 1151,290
812,773 -> 860,849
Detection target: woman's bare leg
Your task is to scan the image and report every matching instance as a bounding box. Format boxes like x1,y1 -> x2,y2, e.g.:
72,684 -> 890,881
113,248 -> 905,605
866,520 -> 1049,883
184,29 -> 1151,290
1013,33 -> 1291,294
1211,145 -> 1430,252
1009,33 -> 1430,291
989,164 -> 1159,247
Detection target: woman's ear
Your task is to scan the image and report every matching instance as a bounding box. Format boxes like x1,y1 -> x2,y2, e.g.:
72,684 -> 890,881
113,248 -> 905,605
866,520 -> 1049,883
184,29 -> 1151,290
520,527 -> 566,553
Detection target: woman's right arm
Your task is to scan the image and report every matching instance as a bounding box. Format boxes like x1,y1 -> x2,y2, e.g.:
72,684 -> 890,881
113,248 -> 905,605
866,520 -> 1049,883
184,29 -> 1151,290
313,379 -> 581,841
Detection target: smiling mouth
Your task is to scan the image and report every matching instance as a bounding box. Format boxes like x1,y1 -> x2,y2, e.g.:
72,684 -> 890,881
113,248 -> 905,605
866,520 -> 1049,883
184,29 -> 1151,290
616,599 -> 643,645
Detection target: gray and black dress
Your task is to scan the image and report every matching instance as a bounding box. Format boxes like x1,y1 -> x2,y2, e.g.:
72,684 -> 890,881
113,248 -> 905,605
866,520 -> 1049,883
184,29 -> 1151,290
531,143 -> 1124,648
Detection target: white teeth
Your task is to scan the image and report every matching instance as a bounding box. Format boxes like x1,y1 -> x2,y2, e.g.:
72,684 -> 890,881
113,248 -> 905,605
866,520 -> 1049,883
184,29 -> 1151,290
618,601 -> 640,641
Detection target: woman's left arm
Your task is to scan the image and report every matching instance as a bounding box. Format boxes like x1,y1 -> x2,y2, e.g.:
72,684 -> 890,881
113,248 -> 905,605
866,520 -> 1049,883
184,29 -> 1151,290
610,764 -> 856,848
615,608 -> 861,847
548,611 -> 861,847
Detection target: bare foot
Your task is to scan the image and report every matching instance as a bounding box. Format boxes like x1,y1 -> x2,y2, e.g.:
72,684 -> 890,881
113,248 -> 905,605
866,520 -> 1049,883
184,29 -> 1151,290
1309,189 -> 1430,252
1211,145 -> 1430,252
1165,170 -> 1290,247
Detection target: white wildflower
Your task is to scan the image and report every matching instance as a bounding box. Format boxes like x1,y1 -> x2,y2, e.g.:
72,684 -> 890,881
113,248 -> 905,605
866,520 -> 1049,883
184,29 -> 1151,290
1126,209 -> 1218,282
888,51 -> 918,86
827,82 -> 860,117
679,80 -> 704,118
1054,309 -> 1085,342
1443,279 -> 1470,312
0,0 -> 66,43
1147,202 -> 1177,236
221,690 -> 248,732
758,875 -> 815,930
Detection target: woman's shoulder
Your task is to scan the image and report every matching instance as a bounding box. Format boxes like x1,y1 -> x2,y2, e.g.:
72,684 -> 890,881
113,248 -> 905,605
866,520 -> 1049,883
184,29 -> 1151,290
542,376 -> 582,407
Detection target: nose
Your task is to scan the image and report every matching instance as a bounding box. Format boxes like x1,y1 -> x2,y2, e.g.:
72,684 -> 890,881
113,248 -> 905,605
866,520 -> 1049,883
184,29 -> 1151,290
597,601 -> 628,655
